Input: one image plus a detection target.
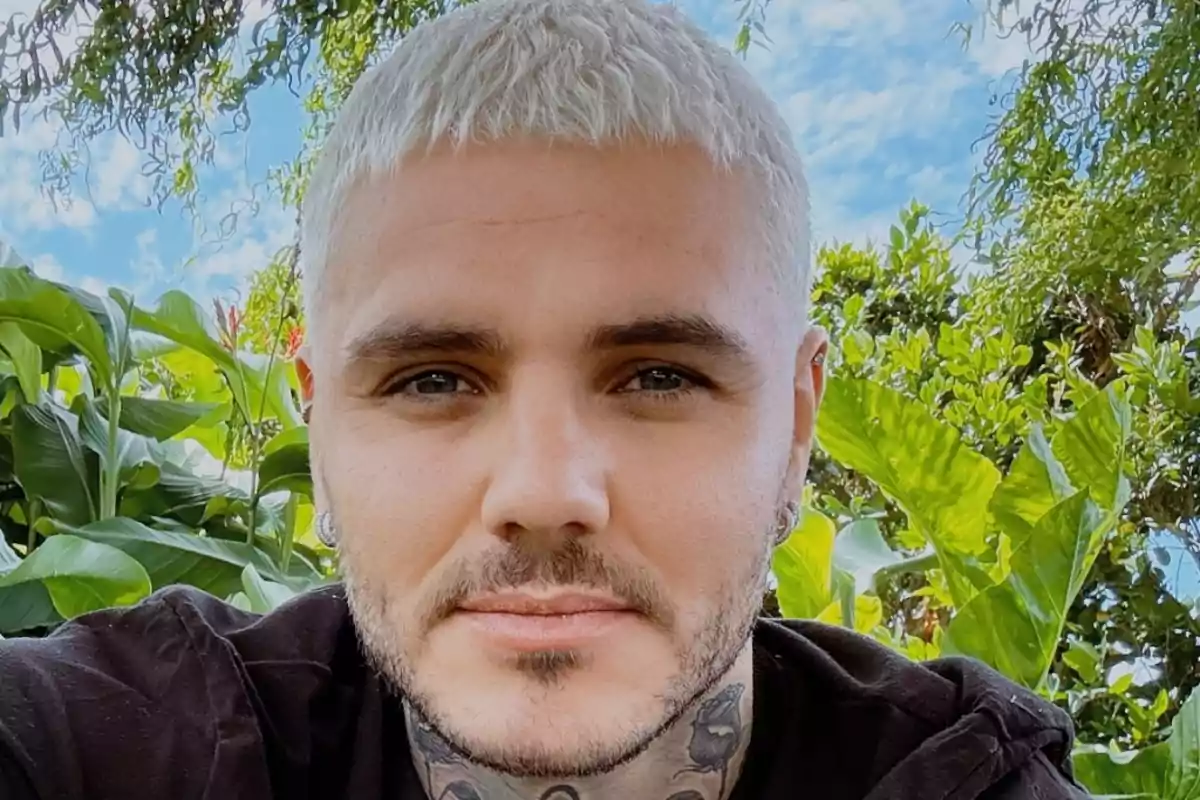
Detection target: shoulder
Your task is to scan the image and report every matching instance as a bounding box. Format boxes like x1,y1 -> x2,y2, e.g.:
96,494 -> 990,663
752,618 -> 1085,799
0,583 -> 352,799
753,617 -> 959,729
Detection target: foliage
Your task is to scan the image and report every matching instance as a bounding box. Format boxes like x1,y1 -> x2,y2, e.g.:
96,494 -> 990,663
772,203 -> 1199,794
0,260 -> 331,634
969,0 -> 1200,305
1074,685 -> 1200,800
0,0 -> 453,224
956,0 -> 1200,758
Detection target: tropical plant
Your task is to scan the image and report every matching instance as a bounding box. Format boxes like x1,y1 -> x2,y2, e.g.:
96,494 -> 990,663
765,201 -> 1199,796
772,372 -> 1199,795
0,258 -> 332,634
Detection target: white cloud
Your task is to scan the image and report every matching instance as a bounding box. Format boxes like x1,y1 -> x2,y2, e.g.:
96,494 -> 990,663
28,252 -> 65,282
794,0 -> 909,41
962,0 -> 1139,78
192,236 -> 277,283
789,65 -> 973,170
0,152 -> 97,231
88,136 -> 153,211
907,164 -> 961,207
720,0 -> 988,256
967,24 -> 1033,77
171,186 -> 296,301
241,0 -> 273,30
0,0 -> 83,82
0,110 -> 99,232
79,275 -> 108,295
125,227 -> 166,298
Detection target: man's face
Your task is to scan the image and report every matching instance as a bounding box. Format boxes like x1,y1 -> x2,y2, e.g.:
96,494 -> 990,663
303,139 -> 823,776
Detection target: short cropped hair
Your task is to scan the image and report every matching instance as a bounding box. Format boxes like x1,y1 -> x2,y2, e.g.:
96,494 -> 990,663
300,0 -> 809,333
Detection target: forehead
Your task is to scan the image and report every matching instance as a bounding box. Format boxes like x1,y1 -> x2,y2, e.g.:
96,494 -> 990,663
318,139 -> 784,361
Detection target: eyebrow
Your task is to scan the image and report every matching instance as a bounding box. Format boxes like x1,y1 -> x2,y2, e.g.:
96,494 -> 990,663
344,321 -> 505,364
342,312 -> 751,366
585,313 -> 751,358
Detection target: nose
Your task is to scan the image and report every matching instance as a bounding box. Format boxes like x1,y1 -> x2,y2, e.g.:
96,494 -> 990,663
480,375 -> 611,544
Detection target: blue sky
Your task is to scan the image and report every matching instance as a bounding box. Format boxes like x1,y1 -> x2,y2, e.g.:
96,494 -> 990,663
0,0 -> 1033,299
2,0 -> 1197,604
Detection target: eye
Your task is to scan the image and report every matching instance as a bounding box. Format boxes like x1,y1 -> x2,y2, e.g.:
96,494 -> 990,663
617,366 -> 700,395
387,369 -> 478,398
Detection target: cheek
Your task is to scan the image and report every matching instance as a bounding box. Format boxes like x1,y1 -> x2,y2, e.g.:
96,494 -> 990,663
317,411 -> 481,597
605,406 -> 787,610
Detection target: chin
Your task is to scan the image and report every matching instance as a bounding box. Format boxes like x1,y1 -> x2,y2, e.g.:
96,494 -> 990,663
409,627 -> 683,777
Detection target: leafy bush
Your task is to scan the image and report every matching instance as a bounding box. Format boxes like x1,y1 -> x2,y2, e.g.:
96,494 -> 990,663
0,263 -> 332,631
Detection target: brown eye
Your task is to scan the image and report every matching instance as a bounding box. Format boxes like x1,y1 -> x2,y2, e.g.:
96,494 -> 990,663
617,366 -> 701,396
388,369 -> 476,397
632,367 -> 687,392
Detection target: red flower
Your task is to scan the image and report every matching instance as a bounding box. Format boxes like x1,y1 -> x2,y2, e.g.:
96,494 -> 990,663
212,299 -> 241,351
284,326 -> 304,358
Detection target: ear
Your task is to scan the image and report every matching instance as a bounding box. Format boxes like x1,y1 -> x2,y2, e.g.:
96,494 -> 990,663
782,326 -> 829,500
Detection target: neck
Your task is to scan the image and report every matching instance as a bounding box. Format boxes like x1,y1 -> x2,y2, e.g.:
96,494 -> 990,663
405,645 -> 756,800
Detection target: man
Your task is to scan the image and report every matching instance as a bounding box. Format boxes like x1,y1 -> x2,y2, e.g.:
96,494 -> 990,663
0,1 -> 1091,798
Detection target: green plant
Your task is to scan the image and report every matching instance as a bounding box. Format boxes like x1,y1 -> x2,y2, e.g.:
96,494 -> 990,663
0,261 -> 331,634
808,203 -> 1200,754
774,374 -> 1199,793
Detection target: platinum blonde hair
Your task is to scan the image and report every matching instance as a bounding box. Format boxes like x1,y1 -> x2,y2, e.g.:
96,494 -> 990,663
300,0 -> 810,334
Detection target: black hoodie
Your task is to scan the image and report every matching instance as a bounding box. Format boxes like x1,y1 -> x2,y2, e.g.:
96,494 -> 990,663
0,584 -> 1090,799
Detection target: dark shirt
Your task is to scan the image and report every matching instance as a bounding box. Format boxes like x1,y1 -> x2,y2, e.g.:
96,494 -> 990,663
0,584 -> 1090,799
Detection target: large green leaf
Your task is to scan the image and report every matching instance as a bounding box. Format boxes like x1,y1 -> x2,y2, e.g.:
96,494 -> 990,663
0,534 -> 150,630
257,438 -> 312,498
0,374 -> 21,420
773,507 -> 836,618
955,386 -> 1135,688
1051,384 -> 1133,514
76,396 -> 162,490
115,396 -> 223,440
1075,687 -> 1200,800
241,351 -> 304,430
989,425 -> 1074,546
58,285 -> 134,383
156,347 -> 230,404
239,563 -> 298,613
0,321 -> 41,403
11,402 -> 97,525
832,518 -> 905,595
131,292 -> 302,428
0,537 -> 19,571
0,268 -> 112,387
59,517 -> 321,598
0,433 -> 14,487
119,461 -> 246,527
816,377 -> 1001,606
944,490 -> 1109,688
0,581 -> 63,632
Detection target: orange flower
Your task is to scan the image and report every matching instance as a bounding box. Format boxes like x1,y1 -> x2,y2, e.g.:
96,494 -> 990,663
284,326 -> 304,358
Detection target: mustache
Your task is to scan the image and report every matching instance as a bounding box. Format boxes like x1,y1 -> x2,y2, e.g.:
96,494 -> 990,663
418,538 -> 675,631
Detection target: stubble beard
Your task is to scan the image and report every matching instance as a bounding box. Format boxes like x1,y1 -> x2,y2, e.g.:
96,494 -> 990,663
339,525 -> 773,780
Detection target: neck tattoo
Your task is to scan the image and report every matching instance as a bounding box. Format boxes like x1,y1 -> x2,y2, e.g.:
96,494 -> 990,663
404,652 -> 755,800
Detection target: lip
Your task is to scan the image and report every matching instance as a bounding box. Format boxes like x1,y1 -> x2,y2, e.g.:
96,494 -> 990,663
453,591 -> 638,651
458,591 -> 632,615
